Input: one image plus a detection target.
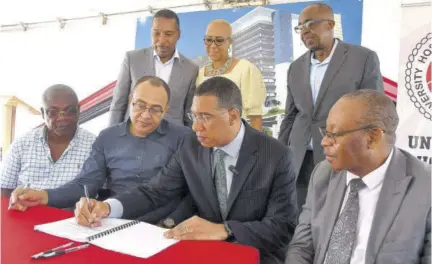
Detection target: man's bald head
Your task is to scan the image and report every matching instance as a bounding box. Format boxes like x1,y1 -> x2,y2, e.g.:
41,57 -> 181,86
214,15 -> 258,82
302,3 -> 334,20
299,3 -> 335,51
42,84 -> 79,107
41,84 -> 80,137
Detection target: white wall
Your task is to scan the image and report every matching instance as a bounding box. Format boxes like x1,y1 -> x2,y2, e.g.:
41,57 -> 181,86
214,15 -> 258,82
361,0 -> 402,82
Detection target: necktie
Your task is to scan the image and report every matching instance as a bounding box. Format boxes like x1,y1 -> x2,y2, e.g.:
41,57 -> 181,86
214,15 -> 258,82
213,149 -> 229,218
326,178 -> 366,264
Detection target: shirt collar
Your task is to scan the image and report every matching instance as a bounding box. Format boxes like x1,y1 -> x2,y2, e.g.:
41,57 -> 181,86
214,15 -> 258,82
153,49 -> 179,65
213,122 -> 245,158
311,39 -> 339,65
346,149 -> 394,190
120,118 -> 169,137
39,126 -> 80,144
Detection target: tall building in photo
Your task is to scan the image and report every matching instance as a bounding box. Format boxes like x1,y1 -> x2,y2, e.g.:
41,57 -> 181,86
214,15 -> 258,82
231,7 -> 277,108
273,11 -> 295,109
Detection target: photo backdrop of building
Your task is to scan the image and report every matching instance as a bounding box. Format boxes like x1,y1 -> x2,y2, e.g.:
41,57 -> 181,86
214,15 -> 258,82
134,0 -> 360,136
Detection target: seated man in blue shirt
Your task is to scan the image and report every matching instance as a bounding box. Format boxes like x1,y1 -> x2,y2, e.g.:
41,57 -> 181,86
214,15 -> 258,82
9,76 -> 191,224
1,84 -> 95,196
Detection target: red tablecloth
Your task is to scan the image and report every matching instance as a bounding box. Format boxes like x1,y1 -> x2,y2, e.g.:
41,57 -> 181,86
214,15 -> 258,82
1,198 -> 259,264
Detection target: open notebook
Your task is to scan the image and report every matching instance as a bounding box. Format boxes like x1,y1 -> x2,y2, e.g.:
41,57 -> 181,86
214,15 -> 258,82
34,217 -> 178,259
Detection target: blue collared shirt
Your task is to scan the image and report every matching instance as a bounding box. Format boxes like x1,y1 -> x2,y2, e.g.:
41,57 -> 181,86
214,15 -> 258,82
310,39 -> 339,104
0,127 -> 95,190
107,122 -> 246,218
47,119 -> 190,208
308,39 -> 338,149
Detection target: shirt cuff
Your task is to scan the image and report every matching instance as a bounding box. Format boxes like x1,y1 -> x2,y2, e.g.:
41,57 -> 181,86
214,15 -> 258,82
105,198 -> 123,218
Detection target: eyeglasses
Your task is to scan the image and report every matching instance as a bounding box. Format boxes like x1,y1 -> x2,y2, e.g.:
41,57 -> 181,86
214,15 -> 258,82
132,102 -> 164,116
44,107 -> 78,118
187,113 -> 213,124
203,37 -> 231,46
187,109 -> 232,124
319,125 -> 383,144
294,19 -> 333,34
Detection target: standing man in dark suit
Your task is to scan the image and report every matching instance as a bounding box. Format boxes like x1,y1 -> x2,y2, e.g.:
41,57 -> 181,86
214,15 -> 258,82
278,3 -> 384,208
109,9 -> 198,127
76,77 -> 298,264
286,90 -> 430,264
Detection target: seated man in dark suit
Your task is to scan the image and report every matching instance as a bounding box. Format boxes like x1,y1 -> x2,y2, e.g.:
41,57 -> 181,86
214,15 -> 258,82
73,76 -> 298,264
285,90 -> 431,264
9,76 -> 191,224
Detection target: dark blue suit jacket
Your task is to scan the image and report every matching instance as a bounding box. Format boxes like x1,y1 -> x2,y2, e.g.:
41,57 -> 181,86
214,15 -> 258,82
115,122 -> 298,264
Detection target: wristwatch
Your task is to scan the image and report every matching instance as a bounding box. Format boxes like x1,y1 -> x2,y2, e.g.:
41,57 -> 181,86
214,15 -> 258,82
161,218 -> 176,229
224,222 -> 235,241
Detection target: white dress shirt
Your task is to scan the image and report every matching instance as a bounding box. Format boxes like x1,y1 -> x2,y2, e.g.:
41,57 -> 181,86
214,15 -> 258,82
308,39 -> 338,149
212,122 -> 245,195
325,150 -> 394,264
153,49 -> 179,84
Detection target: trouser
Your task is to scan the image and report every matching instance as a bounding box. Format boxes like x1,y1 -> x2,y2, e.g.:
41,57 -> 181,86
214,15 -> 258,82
296,150 -> 315,211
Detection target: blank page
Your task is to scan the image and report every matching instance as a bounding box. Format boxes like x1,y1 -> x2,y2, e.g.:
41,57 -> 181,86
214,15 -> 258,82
90,222 -> 178,258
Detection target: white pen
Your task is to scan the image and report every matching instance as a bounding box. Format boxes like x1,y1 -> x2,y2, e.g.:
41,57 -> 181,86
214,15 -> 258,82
9,182 -> 31,210
83,185 -> 93,228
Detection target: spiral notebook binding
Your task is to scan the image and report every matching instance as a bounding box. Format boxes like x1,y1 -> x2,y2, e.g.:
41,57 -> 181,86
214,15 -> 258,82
86,220 -> 140,242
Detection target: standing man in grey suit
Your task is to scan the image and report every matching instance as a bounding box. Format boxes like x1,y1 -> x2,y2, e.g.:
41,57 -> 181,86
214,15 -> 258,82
75,77 -> 298,264
278,3 -> 384,208
109,9 -> 198,127
286,90 -> 431,264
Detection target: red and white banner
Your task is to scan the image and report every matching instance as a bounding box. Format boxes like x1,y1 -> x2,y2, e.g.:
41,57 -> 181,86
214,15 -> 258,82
396,2 -> 431,165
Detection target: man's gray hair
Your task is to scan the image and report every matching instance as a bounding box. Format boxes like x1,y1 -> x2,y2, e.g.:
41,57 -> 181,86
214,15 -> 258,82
342,89 -> 399,145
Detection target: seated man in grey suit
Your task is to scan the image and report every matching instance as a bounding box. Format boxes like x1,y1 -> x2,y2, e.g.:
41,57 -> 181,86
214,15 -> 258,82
285,90 -> 431,264
10,76 -> 191,224
74,77 -> 298,264
278,3 -> 384,208
109,9 -> 198,127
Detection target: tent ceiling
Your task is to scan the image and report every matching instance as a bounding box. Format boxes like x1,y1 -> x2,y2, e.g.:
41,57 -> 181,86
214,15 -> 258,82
0,0 -> 316,26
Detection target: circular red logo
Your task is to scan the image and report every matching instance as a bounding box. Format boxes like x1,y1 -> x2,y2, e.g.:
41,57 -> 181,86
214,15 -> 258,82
404,33 -> 431,121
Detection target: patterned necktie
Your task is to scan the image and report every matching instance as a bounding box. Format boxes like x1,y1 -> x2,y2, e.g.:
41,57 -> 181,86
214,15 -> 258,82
213,149 -> 229,218
326,178 -> 367,264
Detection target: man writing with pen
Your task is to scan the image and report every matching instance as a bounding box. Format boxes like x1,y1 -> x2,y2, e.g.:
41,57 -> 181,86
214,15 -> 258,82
9,76 -> 192,225
70,77 -> 297,264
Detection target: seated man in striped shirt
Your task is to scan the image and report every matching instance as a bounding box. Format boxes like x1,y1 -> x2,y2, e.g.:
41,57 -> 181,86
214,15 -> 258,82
1,84 -> 96,196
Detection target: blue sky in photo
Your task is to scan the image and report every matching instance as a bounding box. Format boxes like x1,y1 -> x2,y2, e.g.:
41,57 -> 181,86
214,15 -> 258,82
135,0 -> 363,58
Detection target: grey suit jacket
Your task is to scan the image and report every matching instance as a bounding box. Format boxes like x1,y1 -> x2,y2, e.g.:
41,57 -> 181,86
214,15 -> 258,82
285,148 -> 431,264
113,121 -> 298,264
278,40 -> 384,175
108,47 -> 199,127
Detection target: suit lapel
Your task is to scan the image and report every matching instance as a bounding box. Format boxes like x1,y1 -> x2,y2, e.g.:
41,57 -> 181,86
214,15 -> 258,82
145,48 -> 156,76
365,149 -> 412,263
199,146 -> 221,217
316,170 -> 347,264
225,124 -> 258,218
301,52 -> 314,109
168,55 -> 183,89
313,41 -> 348,116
